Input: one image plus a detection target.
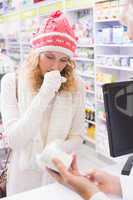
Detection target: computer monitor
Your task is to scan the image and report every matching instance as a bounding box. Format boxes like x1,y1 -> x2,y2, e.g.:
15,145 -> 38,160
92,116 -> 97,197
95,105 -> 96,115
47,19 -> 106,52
102,81 -> 133,157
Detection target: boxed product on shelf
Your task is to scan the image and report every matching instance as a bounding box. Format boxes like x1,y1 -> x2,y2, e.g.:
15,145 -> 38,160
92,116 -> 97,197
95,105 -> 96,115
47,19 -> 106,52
96,72 -> 116,84
112,26 -> 124,44
122,26 -> 130,43
120,57 -> 129,66
85,93 -> 95,111
0,38 -> 6,50
95,0 -> 120,21
0,52 -> 16,74
96,55 -> 133,68
102,28 -> 112,44
76,61 -> 94,77
95,1 -> 110,20
76,47 -> 94,59
96,86 -> 103,101
97,24 -> 131,44
0,0 -> 20,14
96,56 -> 113,66
111,6 -> 120,19
96,28 -> 112,44
74,9 -> 94,45
96,29 -> 103,44
85,78 -> 95,92
113,56 -> 121,66
97,106 -> 106,122
129,57 -> 133,67
20,0 -> 33,7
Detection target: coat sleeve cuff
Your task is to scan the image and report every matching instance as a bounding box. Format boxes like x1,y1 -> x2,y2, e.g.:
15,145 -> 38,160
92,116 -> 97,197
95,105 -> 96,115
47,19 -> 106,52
120,175 -> 133,199
90,192 -> 110,200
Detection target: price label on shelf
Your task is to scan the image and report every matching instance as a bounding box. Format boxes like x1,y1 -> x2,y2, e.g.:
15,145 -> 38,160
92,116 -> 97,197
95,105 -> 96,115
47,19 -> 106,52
0,16 -> 4,24
65,0 -> 93,10
20,9 -> 37,20
39,2 -> 63,15
4,12 -> 20,22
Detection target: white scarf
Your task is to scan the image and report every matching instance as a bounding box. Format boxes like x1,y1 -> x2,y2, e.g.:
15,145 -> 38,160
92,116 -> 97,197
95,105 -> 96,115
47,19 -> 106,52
17,70 -> 73,171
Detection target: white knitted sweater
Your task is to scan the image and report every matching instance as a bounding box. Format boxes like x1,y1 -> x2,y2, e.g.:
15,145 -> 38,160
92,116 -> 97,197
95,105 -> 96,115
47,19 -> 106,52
0,71 -> 85,196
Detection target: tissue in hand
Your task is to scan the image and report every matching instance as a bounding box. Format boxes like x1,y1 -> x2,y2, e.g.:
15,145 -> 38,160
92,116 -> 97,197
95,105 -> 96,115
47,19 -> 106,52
61,76 -> 67,83
36,142 -> 73,172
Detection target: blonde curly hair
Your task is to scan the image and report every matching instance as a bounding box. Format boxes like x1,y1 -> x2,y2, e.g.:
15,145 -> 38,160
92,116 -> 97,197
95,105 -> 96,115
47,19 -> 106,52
23,49 -> 77,94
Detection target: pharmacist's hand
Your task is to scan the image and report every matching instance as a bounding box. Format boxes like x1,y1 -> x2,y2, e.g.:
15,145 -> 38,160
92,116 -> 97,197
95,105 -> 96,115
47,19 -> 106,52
47,155 -> 99,200
42,70 -> 66,93
85,169 -> 122,197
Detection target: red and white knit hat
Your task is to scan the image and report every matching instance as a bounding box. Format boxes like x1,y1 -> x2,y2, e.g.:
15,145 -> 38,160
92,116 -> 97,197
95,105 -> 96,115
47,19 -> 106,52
31,10 -> 78,58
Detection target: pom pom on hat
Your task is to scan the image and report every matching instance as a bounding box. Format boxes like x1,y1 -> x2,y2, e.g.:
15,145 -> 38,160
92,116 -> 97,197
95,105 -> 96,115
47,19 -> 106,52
31,10 -> 78,58
50,10 -> 62,18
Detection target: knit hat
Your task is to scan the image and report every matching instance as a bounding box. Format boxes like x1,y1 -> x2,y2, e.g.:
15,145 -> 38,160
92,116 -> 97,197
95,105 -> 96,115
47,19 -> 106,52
31,10 -> 78,58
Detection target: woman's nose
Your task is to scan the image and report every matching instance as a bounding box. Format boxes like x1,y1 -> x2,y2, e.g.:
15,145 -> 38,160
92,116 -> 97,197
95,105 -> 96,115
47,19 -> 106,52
51,61 -> 59,70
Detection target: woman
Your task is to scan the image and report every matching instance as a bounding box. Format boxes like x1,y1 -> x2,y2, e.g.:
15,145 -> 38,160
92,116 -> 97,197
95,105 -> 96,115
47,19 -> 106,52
0,10 -> 85,196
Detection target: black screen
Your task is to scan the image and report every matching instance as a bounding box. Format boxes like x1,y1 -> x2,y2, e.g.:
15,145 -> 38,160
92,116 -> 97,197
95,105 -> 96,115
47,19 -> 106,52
102,81 -> 133,157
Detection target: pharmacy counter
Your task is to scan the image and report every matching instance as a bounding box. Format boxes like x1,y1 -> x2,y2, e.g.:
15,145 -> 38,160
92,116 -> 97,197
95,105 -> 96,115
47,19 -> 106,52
3,182 -> 122,200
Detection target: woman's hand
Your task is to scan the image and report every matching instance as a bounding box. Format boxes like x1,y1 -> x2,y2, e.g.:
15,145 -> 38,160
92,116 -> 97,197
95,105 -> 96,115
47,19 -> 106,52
85,169 -> 122,197
47,155 -> 100,200
42,70 -> 62,93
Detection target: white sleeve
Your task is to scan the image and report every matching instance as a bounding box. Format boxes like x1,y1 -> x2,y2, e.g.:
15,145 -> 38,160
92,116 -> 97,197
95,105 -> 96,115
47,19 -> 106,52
90,192 -> 111,200
120,175 -> 133,199
62,78 -> 86,153
0,73 -> 55,151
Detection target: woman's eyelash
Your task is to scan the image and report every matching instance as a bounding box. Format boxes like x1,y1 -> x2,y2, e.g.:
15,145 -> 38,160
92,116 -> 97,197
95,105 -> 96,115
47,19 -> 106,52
46,55 -> 54,59
46,55 -> 68,62
61,60 -> 68,62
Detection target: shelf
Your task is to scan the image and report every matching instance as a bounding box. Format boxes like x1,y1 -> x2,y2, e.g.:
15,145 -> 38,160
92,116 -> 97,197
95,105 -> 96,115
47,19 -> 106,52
98,117 -> 106,122
95,19 -> 119,23
86,90 -> 95,95
97,99 -> 104,104
96,82 -> 104,86
0,125 -> 4,133
77,72 -> 94,79
96,54 -> 130,58
96,44 -> 133,47
75,58 -> 94,62
85,119 -> 96,125
85,105 -> 95,112
77,44 -> 94,48
65,0 -> 93,11
97,65 -> 133,72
